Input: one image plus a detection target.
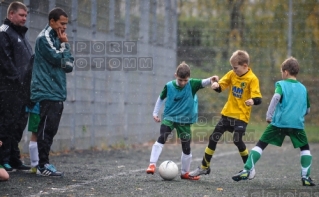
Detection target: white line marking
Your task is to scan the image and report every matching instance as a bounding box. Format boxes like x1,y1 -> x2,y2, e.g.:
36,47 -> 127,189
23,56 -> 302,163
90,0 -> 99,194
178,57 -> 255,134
28,151 -> 237,196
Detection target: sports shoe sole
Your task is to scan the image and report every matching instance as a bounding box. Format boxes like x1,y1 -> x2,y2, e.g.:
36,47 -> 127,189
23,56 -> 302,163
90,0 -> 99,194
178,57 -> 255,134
146,171 -> 154,175
232,171 -> 249,182
301,178 -> 316,186
189,167 -> 211,177
146,165 -> 155,174
181,173 -> 200,180
36,172 -> 64,177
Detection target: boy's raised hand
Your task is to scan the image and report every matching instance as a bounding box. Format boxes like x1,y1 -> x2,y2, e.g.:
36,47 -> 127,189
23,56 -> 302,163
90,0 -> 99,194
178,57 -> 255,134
211,75 -> 219,83
153,115 -> 161,123
0,140 -> 2,147
211,82 -> 219,89
210,75 -> 220,89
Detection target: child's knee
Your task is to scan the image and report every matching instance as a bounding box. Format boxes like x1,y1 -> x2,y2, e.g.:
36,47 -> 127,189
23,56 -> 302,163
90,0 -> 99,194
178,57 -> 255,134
0,169 -> 9,181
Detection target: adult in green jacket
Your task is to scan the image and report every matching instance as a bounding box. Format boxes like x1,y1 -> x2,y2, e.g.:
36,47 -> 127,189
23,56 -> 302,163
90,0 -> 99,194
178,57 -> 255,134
30,7 -> 73,177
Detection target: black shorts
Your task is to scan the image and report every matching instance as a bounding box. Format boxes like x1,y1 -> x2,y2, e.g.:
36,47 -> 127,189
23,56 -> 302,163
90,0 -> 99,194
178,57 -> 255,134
215,115 -> 247,134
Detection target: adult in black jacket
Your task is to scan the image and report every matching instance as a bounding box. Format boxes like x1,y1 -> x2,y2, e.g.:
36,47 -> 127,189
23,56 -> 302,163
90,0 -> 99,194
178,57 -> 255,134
0,1 -> 33,171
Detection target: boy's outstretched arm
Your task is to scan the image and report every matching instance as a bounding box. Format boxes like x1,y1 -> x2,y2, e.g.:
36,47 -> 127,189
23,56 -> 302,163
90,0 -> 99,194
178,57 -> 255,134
201,75 -> 219,87
266,93 -> 281,123
153,96 -> 164,122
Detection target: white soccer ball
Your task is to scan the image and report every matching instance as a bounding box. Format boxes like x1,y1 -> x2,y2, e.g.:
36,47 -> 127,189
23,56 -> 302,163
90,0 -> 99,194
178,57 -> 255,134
158,160 -> 179,181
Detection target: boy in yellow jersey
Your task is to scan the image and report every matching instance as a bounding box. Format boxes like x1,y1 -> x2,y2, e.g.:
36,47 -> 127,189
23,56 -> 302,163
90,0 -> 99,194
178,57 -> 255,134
232,57 -> 315,186
189,50 -> 262,178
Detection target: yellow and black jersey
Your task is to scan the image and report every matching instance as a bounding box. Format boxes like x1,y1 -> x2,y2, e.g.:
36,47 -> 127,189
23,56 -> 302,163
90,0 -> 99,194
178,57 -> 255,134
218,68 -> 262,123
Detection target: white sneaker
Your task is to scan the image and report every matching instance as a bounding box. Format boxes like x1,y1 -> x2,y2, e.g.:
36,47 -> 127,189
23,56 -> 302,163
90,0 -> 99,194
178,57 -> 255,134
189,166 -> 211,177
248,168 -> 256,180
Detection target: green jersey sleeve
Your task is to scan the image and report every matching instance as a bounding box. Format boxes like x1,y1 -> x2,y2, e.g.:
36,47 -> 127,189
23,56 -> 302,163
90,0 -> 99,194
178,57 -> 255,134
189,78 -> 204,96
275,83 -> 282,95
159,85 -> 167,100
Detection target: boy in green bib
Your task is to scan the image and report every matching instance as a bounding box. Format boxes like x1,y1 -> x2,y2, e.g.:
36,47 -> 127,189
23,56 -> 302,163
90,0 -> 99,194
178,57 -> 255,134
146,62 -> 218,180
232,57 -> 315,186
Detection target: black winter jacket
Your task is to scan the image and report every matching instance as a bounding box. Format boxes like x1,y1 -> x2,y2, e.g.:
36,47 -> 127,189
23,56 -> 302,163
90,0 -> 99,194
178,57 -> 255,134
0,18 -> 33,97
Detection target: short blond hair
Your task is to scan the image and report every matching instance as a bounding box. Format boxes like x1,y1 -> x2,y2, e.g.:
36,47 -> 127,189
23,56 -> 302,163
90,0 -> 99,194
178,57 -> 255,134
176,61 -> 190,78
7,1 -> 28,17
230,50 -> 250,66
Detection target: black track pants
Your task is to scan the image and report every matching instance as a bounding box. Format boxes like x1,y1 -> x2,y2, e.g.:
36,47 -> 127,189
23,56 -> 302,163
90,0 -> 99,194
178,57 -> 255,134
37,100 -> 63,167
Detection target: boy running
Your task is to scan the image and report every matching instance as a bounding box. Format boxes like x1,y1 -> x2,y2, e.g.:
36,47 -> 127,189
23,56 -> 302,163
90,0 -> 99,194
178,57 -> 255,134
232,57 -> 315,186
190,50 -> 262,178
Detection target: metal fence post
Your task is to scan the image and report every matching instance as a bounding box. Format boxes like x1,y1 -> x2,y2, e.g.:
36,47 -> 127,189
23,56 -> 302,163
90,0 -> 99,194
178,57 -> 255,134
287,0 -> 293,57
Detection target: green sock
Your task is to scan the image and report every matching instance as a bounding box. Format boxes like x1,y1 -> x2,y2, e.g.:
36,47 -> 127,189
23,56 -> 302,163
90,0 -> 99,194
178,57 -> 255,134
244,150 -> 261,171
301,155 -> 312,178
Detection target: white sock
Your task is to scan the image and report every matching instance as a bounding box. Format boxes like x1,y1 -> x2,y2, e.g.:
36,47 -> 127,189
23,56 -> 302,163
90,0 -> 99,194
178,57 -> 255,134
181,152 -> 192,175
149,141 -> 164,165
29,141 -> 39,167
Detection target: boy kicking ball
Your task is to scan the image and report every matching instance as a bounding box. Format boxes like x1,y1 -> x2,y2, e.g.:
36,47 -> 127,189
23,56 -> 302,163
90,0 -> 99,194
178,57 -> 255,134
232,57 -> 315,186
146,61 -> 218,180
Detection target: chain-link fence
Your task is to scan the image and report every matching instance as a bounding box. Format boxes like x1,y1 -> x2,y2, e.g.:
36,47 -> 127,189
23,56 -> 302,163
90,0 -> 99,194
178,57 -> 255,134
177,1 -> 319,129
2,0 -> 318,152
0,0 -> 178,152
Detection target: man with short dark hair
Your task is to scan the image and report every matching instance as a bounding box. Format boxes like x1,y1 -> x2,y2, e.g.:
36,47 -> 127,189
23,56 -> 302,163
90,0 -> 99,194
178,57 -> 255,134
30,7 -> 74,177
0,1 -> 33,172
